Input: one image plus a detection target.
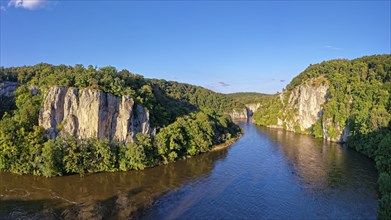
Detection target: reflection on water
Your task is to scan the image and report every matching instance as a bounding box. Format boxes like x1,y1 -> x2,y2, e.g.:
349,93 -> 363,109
262,127 -> 378,192
0,149 -> 228,219
145,122 -> 378,219
1,122 -> 378,219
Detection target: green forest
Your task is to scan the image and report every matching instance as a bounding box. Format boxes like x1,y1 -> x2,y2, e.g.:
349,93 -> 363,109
0,64 -> 241,177
0,64 -> 244,128
253,54 -> 391,218
1,55 -> 390,218
226,92 -> 269,104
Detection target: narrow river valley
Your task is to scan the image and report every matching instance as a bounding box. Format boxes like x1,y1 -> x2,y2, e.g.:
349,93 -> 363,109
0,121 -> 378,219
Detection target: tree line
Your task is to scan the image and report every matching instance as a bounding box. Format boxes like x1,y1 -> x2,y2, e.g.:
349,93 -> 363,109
0,64 -> 242,177
253,54 -> 391,218
0,64 -> 244,127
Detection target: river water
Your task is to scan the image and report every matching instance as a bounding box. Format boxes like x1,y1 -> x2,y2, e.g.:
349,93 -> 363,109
0,122 -> 378,219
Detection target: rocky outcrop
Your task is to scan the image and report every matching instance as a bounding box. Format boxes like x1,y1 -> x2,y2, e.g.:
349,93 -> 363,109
0,81 -> 19,97
39,87 -> 153,143
230,103 -> 261,120
229,109 -> 248,120
245,103 -> 261,117
262,77 -> 349,142
270,78 -> 329,133
322,118 -> 349,142
284,79 -> 328,131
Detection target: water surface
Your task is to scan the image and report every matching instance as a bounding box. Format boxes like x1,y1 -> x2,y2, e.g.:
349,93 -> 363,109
144,122 -> 378,219
0,122 -> 378,219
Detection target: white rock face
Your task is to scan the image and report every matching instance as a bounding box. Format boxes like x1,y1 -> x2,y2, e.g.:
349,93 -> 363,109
40,87 -> 67,139
39,87 -> 153,143
290,81 -> 328,130
269,77 -> 349,142
229,109 -> 248,120
230,103 -> 261,120
0,81 -> 19,97
245,103 -> 261,117
276,79 -> 328,132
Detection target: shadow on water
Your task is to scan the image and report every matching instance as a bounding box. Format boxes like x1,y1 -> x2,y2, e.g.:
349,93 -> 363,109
1,122 -> 379,219
143,122 -> 378,220
0,149 -> 229,219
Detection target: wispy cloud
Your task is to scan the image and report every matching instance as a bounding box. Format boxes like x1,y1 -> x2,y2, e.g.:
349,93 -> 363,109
8,0 -> 51,10
205,81 -> 231,92
324,45 -> 341,50
271,78 -> 286,83
218,81 -> 230,87
1,6 -> 6,11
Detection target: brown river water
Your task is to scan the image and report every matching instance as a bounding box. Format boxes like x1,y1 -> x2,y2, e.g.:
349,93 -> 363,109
0,121 -> 378,219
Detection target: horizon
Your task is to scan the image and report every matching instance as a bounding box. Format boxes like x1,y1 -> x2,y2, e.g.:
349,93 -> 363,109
1,53 -> 388,95
1,1 -> 390,94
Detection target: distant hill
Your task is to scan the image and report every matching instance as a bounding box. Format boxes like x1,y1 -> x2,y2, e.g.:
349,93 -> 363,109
226,92 -> 270,104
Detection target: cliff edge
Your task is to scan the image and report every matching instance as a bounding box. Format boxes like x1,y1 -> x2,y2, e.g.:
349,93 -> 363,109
39,86 -> 153,143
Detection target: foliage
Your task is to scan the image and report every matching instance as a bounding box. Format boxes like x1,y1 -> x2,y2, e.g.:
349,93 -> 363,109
375,134 -> 391,173
0,61 -> 241,177
379,173 -> 391,195
149,79 -> 245,126
0,63 -> 243,128
41,140 -> 64,177
0,111 -> 239,176
312,121 -> 324,138
119,133 -> 155,171
253,54 -> 391,218
375,132 -> 391,219
226,92 -> 269,104
0,96 -> 15,118
0,63 -> 241,177
0,86 -> 46,175
253,95 -> 283,126
155,111 -> 239,163
379,194 -> 391,220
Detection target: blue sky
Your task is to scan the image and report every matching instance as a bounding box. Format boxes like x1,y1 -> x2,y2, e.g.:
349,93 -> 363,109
1,1 -> 390,94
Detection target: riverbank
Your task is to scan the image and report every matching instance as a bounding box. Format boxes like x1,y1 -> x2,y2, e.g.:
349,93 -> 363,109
1,122 -> 378,219
143,122 -> 378,219
58,136 -> 241,219
212,134 -> 243,152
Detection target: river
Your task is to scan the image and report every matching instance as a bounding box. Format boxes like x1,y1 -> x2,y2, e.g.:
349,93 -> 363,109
0,121 -> 378,219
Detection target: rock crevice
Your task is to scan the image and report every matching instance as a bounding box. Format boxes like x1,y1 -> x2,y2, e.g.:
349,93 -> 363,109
230,103 -> 261,120
266,77 -> 349,142
0,81 -> 19,97
39,87 -> 153,143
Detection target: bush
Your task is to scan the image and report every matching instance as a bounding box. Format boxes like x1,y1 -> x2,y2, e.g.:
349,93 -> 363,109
379,173 -> 391,195
376,134 -> 391,173
119,142 -> 147,171
41,139 -> 64,177
378,194 -> 391,220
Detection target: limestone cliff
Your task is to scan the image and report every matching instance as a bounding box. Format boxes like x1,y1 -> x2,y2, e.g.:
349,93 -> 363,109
255,77 -> 350,142
229,109 -> 248,120
229,103 -> 261,120
0,81 -> 19,97
245,103 -> 261,117
39,87 -> 153,143
280,78 -> 328,132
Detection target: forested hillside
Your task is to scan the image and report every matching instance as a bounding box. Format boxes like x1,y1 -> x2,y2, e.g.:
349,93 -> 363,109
226,92 -> 269,104
0,64 -> 244,127
254,54 -> 391,218
0,64 -> 241,177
